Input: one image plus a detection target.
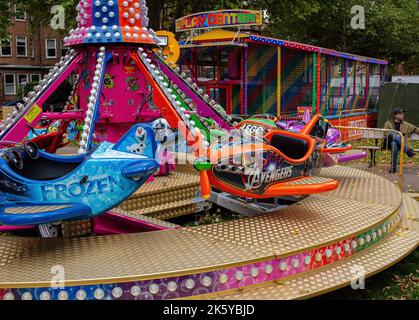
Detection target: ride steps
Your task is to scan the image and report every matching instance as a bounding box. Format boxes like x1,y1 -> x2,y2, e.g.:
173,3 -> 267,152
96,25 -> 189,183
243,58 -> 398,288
116,164 -> 203,221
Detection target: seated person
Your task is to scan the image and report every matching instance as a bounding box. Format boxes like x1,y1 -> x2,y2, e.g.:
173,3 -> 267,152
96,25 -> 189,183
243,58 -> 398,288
383,108 -> 418,173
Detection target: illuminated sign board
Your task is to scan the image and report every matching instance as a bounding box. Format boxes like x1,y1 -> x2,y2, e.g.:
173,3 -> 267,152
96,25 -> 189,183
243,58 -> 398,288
176,10 -> 263,32
158,36 -> 169,46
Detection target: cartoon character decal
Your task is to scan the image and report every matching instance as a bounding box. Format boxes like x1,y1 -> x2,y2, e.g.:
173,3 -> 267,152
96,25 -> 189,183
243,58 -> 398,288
127,126 -> 147,155
61,120 -> 81,145
103,74 -> 116,89
27,121 -> 60,139
49,122 -> 60,133
126,76 -> 140,92
212,149 -> 304,195
81,69 -> 92,90
152,118 -> 174,143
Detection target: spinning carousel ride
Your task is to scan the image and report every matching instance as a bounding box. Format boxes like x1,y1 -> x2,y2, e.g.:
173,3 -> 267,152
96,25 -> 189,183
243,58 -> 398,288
0,0 -> 417,300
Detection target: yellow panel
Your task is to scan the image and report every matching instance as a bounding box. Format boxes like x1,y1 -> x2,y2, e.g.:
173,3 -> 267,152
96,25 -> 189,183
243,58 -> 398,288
191,29 -> 249,42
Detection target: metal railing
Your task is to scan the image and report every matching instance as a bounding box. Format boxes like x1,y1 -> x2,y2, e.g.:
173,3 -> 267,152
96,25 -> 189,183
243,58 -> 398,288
335,126 -> 405,189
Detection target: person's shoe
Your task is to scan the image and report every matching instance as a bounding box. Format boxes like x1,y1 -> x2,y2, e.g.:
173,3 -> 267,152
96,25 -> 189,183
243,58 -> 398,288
389,169 -> 397,174
406,148 -> 415,158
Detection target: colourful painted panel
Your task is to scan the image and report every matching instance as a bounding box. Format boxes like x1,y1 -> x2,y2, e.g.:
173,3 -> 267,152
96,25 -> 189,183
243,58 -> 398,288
77,47 -> 150,143
246,44 -> 278,116
368,64 -> 382,110
280,48 -> 314,116
320,56 -> 381,118
320,56 -> 341,116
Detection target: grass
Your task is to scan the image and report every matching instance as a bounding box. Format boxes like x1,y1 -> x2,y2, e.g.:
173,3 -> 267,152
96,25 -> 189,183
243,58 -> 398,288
349,140 -> 419,166
408,141 -> 419,166
319,249 -> 419,300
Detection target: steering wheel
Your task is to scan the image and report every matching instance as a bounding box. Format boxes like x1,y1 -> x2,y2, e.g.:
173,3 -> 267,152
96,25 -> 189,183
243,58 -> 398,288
24,142 -> 40,160
4,150 -> 24,170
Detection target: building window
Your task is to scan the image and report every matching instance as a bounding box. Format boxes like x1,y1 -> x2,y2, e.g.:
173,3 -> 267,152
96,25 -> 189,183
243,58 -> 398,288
16,36 -> 27,57
46,39 -> 57,58
30,74 -> 41,83
15,6 -> 26,21
18,74 -> 29,88
0,38 -> 12,56
61,39 -> 69,57
4,74 -> 16,95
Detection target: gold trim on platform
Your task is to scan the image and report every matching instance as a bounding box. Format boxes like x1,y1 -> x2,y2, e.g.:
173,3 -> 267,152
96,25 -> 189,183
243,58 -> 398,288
0,167 -> 415,292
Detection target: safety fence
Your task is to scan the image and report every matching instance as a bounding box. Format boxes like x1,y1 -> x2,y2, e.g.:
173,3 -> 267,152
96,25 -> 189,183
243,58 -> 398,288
336,126 -> 405,189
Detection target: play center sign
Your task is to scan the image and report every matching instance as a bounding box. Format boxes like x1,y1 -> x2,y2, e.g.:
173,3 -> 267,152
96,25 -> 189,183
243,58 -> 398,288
176,10 -> 263,32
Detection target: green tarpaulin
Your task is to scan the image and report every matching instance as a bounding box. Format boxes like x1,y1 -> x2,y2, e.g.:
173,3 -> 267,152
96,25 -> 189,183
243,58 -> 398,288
377,83 -> 419,128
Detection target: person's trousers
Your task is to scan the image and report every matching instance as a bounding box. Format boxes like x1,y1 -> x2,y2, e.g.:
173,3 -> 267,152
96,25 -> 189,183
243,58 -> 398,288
386,133 -> 408,172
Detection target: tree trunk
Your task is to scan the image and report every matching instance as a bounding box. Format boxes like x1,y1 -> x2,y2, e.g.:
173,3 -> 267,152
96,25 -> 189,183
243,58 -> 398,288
148,0 -> 165,30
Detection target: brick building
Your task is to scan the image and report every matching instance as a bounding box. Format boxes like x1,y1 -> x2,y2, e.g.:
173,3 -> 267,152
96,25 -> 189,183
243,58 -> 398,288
0,4 -> 67,104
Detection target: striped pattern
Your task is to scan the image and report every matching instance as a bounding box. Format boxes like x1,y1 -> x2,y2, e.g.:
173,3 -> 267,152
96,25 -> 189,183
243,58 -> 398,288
4,205 -> 72,215
247,44 -> 279,115
320,57 -> 384,116
281,48 -> 314,116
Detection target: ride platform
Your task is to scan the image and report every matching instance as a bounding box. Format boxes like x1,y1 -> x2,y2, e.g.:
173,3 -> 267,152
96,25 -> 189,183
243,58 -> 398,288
116,164 -> 204,221
58,164 -> 202,237
0,166 -> 417,300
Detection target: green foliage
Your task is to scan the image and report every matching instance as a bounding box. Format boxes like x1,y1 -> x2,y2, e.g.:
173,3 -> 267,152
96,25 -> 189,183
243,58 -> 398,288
16,81 -> 35,98
0,0 -> 11,40
148,0 -> 246,31
251,0 -> 419,67
0,0 -> 78,39
0,0 -> 417,71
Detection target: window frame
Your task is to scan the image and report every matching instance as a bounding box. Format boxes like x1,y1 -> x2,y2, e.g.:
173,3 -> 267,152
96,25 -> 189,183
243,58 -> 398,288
0,37 -> 12,57
4,73 -> 16,96
30,74 -> 41,83
45,38 -> 57,59
16,36 -> 28,57
17,74 -> 29,88
15,6 -> 27,22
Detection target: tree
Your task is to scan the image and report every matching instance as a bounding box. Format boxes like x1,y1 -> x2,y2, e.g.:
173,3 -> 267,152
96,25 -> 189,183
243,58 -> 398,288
0,0 -> 79,40
250,0 -> 419,68
0,0 -> 417,72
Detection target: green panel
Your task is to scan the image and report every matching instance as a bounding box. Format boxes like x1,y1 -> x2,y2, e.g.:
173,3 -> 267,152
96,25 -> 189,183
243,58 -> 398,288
377,83 -> 419,127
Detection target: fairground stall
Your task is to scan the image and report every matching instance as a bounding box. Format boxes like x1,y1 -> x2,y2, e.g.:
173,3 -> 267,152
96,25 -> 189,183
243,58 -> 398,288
176,10 -> 388,127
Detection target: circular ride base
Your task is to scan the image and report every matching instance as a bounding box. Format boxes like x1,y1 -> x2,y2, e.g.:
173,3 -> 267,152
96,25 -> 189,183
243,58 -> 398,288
0,166 -> 418,300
